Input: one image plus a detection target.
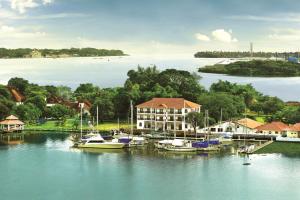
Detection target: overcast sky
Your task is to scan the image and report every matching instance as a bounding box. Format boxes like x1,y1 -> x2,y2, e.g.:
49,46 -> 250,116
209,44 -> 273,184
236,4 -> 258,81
1,0 -> 300,55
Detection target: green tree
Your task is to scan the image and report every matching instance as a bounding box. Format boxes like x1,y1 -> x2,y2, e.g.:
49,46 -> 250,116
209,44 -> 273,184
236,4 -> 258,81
0,103 -> 10,120
25,95 -> 46,113
13,103 -> 42,123
186,112 -> 204,134
8,77 -> 29,94
0,85 -> 12,99
91,96 -> 115,122
46,104 -> 71,120
198,93 -> 245,122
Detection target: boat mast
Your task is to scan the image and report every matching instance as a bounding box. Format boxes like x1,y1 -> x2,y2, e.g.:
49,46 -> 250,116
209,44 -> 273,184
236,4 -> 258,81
183,101 -> 186,141
80,104 -> 83,138
130,100 -> 133,136
97,105 -> 99,134
173,107 -> 176,139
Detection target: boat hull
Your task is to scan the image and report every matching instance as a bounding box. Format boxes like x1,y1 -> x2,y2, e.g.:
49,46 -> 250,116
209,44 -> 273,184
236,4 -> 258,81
164,147 -> 197,152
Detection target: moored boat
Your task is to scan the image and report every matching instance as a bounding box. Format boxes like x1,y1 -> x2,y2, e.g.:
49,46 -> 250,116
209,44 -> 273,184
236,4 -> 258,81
78,135 -> 125,149
164,139 -> 197,152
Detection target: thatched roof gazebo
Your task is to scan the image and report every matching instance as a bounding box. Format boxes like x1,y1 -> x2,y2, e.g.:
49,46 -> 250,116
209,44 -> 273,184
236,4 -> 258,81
0,115 -> 25,133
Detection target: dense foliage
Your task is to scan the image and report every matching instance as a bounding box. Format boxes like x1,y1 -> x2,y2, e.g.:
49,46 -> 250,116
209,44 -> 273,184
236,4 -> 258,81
0,48 -> 125,58
199,60 -> 300,77
0,67 -> 299,126
194,51 -> 298,58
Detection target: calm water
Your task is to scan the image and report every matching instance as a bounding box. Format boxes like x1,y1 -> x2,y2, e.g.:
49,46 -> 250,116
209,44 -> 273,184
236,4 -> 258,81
0,55 -> 300,101
0,133 -> 299,200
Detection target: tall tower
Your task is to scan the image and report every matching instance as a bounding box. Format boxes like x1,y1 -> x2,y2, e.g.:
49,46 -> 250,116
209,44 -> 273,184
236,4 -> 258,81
250,42 -> 253,58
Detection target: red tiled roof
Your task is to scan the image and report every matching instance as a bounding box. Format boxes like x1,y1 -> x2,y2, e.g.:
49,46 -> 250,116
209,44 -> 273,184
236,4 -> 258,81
236,118 -> 264,129
290,123 -> 300,131
136,98 -> 201,109
256,121 -> 289,132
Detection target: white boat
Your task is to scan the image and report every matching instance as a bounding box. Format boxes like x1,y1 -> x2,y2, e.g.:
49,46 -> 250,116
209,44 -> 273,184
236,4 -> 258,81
155,139 -> 174,149
164,139 -> 197,152
78,135 -> 125,149
80,132 -> 99,142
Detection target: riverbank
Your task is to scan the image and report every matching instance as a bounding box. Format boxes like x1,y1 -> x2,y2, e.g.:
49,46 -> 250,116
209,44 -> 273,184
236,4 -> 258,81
255,141 -> 300,154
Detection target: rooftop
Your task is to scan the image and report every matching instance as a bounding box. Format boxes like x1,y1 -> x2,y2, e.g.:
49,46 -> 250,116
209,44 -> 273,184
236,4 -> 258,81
236,118 -> 264,129
136,98 -> 201,109
0,115 -> 24,125
256,121 -> 289,132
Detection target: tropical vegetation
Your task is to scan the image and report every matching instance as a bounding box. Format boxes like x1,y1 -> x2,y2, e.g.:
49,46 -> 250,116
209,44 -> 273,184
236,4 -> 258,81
194,51 -> 299,58
0,66 -> 299,131
0,48 -> 125,58
199,60 -> 300,77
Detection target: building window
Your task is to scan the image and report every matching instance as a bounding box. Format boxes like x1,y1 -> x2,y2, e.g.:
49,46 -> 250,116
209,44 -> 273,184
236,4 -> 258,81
211,128 -> 216,132
139,122 -> 142,127
218,128 -> 223,132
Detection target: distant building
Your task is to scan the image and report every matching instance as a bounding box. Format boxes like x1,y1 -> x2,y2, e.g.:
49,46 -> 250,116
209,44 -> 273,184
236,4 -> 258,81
256,121 -> 290,136
200,118 -> 263,134
136,98 -> 201,132
0,115 -> 25,133
30,50 -> 42,58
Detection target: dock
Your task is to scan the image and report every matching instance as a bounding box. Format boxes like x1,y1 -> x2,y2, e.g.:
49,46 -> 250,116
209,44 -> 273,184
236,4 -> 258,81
248,141 -> 274,154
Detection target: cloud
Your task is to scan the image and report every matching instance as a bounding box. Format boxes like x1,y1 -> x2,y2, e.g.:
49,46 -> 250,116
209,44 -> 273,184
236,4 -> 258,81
42,0 -> 52,5
211,29 -> 238,43
0,25 -> 46,39
9,0 -> 53,14
227,13 -> 300,23
195,33 -> 210,41
268,28 -> 300,41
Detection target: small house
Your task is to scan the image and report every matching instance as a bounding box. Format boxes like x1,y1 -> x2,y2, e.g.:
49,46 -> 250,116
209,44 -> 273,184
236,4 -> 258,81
0,115 -> 25,133
256,121 -> 289,136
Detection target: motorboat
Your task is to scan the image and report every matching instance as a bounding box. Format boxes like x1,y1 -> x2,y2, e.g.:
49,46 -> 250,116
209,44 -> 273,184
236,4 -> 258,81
78,135 -> 125,149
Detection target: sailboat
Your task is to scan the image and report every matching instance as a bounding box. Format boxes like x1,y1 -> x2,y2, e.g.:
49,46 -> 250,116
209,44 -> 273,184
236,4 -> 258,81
195,110 -> 220,151
117,100 -> 146,147
77,106 -> 125,149
163,103 -> 197,152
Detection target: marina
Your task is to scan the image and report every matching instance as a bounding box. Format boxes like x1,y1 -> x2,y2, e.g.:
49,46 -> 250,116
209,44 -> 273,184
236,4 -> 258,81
0,132 -> 299,200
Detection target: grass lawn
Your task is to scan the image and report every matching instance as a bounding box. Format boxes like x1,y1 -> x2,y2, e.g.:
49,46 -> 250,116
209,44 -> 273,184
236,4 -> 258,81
256,142 -> 300,154
25,118 -> 132,132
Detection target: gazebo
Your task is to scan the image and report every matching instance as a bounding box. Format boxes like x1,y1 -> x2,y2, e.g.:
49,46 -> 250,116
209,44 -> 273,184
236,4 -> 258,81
0,115 -> 25,133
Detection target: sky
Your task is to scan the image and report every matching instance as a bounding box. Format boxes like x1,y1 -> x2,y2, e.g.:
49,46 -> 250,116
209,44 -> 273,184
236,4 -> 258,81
0,0 -> 300,55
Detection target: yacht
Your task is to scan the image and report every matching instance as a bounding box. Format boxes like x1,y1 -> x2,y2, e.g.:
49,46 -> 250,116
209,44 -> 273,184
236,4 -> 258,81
78,135 -> 125,149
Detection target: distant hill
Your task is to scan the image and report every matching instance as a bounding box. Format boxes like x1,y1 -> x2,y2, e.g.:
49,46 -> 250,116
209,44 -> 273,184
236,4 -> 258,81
199,60 -> 300,77
0,48 -> 126,58
194,51 -> 299,58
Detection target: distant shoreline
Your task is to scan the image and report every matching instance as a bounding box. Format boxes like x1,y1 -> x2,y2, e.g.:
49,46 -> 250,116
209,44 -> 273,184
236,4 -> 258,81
0,47 -> 126,59
199,60 -> 300,77
0,55 -> 129,60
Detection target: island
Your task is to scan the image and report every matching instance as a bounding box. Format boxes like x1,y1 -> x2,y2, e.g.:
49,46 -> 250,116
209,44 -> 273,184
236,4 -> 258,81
0,48 -> 126,58
194,51 -> 298,58
198,60 -> 300,77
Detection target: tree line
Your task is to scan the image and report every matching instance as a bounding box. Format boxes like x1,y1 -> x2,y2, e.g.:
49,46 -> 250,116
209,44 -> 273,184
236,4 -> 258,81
194,51 -> 300,58
199,60 -> 300,77
0,67 -> 299,127
0,48 -> 125,58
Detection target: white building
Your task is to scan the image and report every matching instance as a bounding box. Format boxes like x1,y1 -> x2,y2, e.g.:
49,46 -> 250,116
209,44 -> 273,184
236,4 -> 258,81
136,98 -> 201,132
200,118 -> 264,135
